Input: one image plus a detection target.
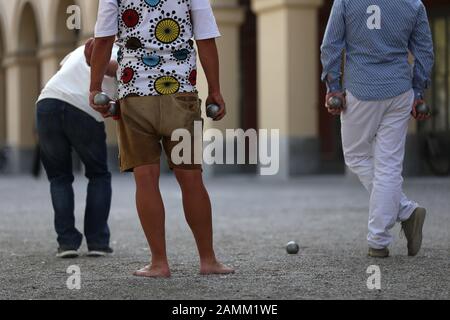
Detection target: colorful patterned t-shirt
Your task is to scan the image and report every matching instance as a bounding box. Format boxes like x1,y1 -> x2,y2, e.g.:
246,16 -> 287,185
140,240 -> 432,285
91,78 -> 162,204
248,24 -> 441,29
95,0 -> 220,98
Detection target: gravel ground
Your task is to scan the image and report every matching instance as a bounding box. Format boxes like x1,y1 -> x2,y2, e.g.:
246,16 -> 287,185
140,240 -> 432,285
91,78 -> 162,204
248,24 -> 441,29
0,174 -> 449,300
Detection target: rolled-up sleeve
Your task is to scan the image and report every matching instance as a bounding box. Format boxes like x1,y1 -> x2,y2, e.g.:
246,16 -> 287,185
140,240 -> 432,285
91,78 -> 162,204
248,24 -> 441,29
409,3 -> 434,99
191,0 -> 221,40
320,0 -> 346,93
94,0 -> 119,38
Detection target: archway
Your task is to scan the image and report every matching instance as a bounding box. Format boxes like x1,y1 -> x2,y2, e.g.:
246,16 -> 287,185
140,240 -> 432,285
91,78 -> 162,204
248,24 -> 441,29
18,3 -> 40,54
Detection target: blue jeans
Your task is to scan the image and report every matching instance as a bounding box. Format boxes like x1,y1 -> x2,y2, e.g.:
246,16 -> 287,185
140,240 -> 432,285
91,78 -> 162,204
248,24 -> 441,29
36,99 -> 112,250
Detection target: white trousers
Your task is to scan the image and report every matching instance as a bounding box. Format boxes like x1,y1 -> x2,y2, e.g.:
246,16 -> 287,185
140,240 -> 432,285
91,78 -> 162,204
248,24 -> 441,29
341,89 -> 418,249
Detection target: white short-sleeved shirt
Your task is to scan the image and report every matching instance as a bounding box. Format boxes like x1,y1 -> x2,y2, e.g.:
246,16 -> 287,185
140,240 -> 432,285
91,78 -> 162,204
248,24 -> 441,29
95,0 -> 220,98
37,46 -> 119,122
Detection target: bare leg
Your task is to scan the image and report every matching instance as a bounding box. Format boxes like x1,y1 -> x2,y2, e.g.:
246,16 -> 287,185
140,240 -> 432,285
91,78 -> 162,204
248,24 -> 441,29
133,164 -> 171,278
174,169 -> 234,275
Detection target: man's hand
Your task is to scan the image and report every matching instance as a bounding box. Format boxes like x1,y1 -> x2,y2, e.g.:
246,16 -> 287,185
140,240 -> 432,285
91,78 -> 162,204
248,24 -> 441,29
325,92 -> 346,115
89,90 -> 111,118
206,92 -> 226,121
412,99 -> 431,121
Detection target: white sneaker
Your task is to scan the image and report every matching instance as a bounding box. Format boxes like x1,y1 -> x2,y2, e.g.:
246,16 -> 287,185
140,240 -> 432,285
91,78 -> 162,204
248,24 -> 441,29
56,248 -> 79,259
87,247 -> 114,257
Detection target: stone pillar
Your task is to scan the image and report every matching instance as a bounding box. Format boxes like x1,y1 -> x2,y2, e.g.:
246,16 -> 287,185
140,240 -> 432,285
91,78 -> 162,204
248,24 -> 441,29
252,0 -> 323,178
3,54 -> 40,173
196,0 -> 245,174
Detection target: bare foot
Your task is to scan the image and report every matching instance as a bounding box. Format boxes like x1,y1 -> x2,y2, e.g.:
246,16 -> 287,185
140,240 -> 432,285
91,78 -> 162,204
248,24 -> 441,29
133,265 -> 171,278
200,261 -> 235,275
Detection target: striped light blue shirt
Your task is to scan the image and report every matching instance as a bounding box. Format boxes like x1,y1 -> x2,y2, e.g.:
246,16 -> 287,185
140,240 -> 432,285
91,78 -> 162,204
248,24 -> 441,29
321,0 -> 434,101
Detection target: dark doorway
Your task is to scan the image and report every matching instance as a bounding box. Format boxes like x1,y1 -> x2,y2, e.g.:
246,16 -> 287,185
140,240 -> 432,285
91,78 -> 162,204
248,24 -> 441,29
424,3 -> 450,134
239,0 -> 258,173
239,0 -> 257,132
318,0 -> 345,174
420,1 -> 450,176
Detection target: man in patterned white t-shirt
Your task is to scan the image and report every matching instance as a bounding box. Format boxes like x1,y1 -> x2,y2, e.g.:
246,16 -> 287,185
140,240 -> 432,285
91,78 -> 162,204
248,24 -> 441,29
90,0 -> 234,278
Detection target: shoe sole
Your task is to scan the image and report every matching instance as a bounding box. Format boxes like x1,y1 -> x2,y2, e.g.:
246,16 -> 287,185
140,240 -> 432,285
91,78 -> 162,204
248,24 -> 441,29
408,208 -> 426,257
368,252 -> 390,258
87,251 -> 111,257
56,251 -> 79,259
368,248 -> 390,258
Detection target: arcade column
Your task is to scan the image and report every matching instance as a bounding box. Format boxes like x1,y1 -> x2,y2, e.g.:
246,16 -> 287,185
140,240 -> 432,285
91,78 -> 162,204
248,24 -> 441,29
251,0 -> 323,178
3,53 -> 40,173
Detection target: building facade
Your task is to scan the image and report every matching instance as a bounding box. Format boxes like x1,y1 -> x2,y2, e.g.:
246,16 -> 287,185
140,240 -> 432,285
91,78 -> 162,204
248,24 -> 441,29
0,0 -> 448,177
